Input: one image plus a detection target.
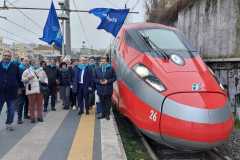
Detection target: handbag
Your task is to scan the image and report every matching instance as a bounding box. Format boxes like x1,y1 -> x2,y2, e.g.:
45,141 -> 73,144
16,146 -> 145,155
39,82 -> 49,95
32,70 -> 49,95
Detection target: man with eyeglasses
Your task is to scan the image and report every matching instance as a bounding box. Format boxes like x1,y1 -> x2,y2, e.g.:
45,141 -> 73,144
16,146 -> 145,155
0,51 -> 21,131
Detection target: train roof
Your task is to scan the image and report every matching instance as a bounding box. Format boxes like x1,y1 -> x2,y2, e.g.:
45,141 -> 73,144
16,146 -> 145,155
122,23 -> 177,31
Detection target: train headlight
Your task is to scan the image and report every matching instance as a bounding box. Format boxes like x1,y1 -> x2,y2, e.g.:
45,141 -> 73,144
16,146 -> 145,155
170,54 -> 185,66
133,64 -> 166,92
134,65 -> 150,78
208,67 -> 225,90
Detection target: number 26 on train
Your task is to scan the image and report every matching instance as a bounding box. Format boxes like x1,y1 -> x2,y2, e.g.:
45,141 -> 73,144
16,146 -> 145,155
149,110 -> 158,122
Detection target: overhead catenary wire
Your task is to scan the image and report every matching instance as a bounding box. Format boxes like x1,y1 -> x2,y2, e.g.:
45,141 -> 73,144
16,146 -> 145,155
0,25 -> 31,42
131,0 -> 140,10
0,34 -> 22,43
104,0 -> 122,9
72,0 -> 90,46
0,6 -> 139,13
8,0 -> 20,5
3,18 -> 39,35
6,0 -> 43,30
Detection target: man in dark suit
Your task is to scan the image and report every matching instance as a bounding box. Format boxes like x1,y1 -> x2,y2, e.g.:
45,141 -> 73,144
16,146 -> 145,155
73,57 -> 92,115
94,56 -> 116,120
88,57 -> 96,109
0,51 -> 21,131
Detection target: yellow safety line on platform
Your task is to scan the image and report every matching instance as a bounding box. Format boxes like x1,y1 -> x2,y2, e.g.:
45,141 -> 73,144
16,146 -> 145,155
67,108 -> 95,160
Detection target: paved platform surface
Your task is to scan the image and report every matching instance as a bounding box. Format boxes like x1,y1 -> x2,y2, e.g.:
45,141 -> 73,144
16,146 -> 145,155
0,104 -> 126,160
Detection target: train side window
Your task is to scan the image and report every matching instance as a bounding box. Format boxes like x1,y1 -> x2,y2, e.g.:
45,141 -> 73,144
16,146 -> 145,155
125,30 -> 146,54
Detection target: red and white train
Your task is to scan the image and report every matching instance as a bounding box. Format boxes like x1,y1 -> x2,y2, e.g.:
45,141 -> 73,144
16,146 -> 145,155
111,23 -> 234,151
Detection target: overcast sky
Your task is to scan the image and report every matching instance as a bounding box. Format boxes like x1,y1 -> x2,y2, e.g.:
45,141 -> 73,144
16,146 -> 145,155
0,0 -> 145,49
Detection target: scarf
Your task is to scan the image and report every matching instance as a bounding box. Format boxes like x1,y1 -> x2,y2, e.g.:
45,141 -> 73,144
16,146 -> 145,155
1,61 -> 11,70
101,64 -> 111,73
49,64 -> 56,68
77,64 -> 87,70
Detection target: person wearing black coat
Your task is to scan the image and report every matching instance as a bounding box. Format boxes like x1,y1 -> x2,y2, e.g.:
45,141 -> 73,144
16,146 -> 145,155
0,51 -> 21,131
68,61 -> 77,109
94,56 -> 116,120
43,59 -> 59,112
59,62 -> 72,110
88,58 -> 96,108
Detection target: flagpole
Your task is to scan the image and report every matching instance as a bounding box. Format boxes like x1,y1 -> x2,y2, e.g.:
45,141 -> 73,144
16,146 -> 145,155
52,44 -> 55,56
62,21 -> 65,56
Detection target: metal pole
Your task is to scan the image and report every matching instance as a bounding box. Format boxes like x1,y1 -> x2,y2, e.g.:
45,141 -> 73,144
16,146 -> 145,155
61,19 -> 65,55
64,0 -> 71,55
62,20 -> 66,56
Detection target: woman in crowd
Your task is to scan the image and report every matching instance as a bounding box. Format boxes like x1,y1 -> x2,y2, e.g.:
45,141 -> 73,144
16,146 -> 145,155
59,62 -> 72,110
22,59 -> 48,123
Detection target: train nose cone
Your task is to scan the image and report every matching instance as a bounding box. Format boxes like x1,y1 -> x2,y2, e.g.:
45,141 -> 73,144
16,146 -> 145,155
159,92 -> 234,151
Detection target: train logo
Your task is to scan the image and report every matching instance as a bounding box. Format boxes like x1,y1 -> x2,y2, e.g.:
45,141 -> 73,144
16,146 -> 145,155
192,83 -> 202,91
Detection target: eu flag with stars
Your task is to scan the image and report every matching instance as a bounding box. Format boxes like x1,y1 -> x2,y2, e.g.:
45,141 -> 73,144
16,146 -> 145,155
40,1 -> 63,49
89,8 -> 129,37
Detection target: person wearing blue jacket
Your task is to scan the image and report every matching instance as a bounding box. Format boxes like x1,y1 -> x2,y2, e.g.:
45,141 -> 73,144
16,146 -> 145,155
73,56 -> 93,115
94,56 -> 116,120
0,51 -> 21,131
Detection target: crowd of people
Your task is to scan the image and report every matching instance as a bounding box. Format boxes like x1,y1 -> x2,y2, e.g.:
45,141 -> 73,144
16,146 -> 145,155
0,51 -> 116,131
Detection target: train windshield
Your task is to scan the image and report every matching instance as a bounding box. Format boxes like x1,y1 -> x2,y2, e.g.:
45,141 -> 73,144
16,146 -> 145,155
125,28 -> 196,58
139,29 -> 187,51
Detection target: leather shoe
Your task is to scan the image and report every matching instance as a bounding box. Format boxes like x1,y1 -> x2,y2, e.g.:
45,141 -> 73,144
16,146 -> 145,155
18,120 -> 23,124
37,118 -> 44,122
98,116 -> 105,119
78,111 -> 83,115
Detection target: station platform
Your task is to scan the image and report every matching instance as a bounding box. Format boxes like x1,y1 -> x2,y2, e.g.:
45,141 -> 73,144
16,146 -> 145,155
0,104 -> 127,160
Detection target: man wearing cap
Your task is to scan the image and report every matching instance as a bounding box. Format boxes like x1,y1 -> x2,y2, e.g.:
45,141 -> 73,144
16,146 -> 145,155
0,51 -> 21,131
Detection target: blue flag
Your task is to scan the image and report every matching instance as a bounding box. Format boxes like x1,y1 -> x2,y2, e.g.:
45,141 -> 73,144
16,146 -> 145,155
89,8 -> 129,37
40,1 -> 63,49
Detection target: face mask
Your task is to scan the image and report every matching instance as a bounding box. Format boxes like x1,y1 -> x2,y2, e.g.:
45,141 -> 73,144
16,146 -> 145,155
31,65 -> 39,70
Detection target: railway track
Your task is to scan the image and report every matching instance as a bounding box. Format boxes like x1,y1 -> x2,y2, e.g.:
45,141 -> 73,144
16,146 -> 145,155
136,128 -> 233,160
